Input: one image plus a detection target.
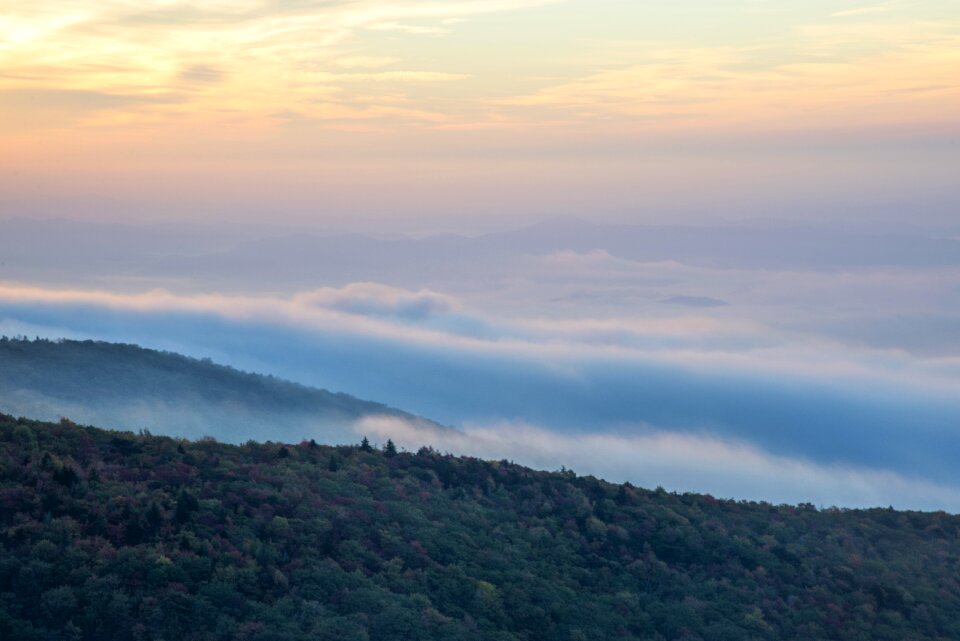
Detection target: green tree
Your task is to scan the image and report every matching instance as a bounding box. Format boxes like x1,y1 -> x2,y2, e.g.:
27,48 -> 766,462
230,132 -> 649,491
384,439 -> 397,458
174,488 -> 199,523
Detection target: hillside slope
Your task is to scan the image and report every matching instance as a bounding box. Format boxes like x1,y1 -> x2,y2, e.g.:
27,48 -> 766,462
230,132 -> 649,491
0,337 -> 440,444
1,415 -> 959,640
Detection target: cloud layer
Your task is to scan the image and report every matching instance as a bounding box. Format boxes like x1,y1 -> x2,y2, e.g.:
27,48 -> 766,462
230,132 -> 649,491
294,283 -> 456,319
1,2 -> 957,228
1,279 -> 959,510
355,415 -> 960,512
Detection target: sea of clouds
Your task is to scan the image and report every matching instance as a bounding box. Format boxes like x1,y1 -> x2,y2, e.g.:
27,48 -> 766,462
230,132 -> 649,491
2,272 -> 959,510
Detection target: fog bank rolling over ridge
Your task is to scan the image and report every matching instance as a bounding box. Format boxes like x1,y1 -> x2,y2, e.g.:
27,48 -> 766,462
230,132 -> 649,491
1,257 -> 959,510
1,217 -> 959,510
1,0 -> 958,551
5,216 -> 960,353
356,416 -> 960,514
0,337 -> 447,446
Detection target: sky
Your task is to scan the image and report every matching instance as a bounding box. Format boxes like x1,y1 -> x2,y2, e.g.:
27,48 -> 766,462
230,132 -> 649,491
1,0 -> 958,230
1,2 -> 960,509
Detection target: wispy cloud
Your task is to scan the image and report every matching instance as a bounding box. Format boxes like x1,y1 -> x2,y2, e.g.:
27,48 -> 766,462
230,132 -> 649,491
1,0 -> 957,141
177,64 -> 224,85
1,1 -> 957,224
307,71 -> 469,82
0,88 -> 182,128
333,56 -> 402,68
1,281 -> 955,394
0,0 -> 557,134
355,415 -> 960,511
832,2 -> 912,18
293,282 -> 458,319
496,19 -> 960,132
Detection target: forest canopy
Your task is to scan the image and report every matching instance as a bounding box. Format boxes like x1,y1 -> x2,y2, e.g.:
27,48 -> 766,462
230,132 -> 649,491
1,414 -> 959,640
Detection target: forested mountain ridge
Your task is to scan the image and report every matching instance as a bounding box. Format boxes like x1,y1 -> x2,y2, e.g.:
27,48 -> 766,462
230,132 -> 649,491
0,337 -> 441,444
1,415 -> 959,640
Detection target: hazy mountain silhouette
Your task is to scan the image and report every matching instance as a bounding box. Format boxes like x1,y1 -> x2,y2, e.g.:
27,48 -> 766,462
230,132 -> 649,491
4,217 -> 959,292
0,337 -> 445,444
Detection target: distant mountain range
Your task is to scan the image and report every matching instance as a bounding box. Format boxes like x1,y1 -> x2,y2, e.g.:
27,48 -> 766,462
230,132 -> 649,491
3,217 -> 959,292
0,337 -> 443,444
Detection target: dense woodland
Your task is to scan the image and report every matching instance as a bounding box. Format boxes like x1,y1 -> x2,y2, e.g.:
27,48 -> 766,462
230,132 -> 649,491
0,336 -> 437,444
2,414 -> 960,641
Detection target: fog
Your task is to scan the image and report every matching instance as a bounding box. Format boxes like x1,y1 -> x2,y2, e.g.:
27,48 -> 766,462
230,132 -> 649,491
2,217 -> 959,508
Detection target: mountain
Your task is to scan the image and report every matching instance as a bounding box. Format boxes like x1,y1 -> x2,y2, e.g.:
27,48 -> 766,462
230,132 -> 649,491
127,220 -> 960,293
0,337 -> 442,445
1,414 -> 959,640
4,217 -> 960,293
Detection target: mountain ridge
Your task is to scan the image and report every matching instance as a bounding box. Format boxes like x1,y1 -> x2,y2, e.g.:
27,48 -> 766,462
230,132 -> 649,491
4,217 -> 960,293
0,336 -> 445,445
1,414 -> 958,640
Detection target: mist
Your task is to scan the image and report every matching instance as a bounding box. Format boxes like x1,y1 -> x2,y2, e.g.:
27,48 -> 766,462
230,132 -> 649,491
2,217 -> 960,508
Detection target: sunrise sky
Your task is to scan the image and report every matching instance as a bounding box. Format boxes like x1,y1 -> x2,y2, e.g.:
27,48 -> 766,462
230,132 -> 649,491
2,0 -> 958,229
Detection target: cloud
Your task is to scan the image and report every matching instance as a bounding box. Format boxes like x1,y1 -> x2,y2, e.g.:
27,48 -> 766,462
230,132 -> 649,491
334,56 -> 402,68
1,280 -> 960,503
364,21 -> 450,35
5,0 -> 956,146
178,64 -> 224,85
0,0 -> 560,135
832,3 -> 905,18
2,281 -> 953,393
661,295 -> 729,308
0,88 -> 172,110
0,89 -> 181,127
308,71 -> 469,82
293,282 -> 457,319
495,19 -> 960,132
354,415 -> 960,512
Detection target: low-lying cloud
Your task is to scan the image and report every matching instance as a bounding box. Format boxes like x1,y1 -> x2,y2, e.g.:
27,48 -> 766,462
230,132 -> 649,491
294,283 -> 457,319
355,415 -> 960,512
1,280 -> 959,509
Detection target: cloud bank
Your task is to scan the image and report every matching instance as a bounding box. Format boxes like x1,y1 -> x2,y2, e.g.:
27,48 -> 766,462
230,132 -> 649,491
1,280 -> 959,509
354,415 -> 960,512
294,283 -> 457,320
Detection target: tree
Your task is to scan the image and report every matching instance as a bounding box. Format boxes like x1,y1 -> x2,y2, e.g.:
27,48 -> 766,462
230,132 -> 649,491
5,414 -> 960,641
384,440 -> 397,458
359,436 -> 373,452
175,488 -> 199,523
328,453 -> 342,472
